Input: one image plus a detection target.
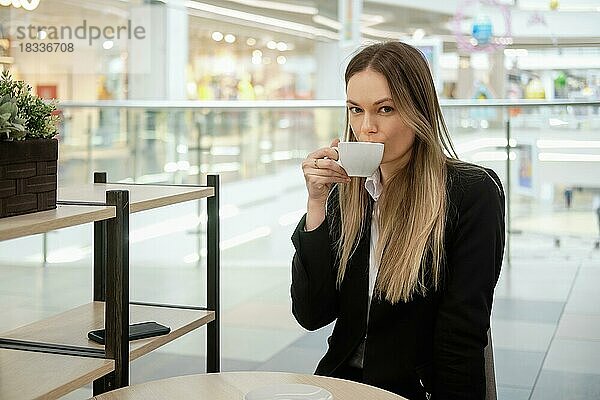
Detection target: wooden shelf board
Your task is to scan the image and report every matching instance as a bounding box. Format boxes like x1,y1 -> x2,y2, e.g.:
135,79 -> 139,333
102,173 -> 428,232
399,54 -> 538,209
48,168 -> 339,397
0,347 -> 114,400
0,205 -> 115,242
2,302 -> 215,362
58,184 -> 214,213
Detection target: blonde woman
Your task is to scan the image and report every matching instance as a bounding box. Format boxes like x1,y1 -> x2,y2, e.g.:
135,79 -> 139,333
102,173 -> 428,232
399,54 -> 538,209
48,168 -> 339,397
291,42 -> 505,399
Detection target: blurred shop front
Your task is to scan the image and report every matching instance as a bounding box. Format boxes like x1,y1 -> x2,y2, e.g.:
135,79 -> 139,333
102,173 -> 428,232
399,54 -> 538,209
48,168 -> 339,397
186,20 -> 316,100
2,0 -> 599,104
0,0 -> 323,102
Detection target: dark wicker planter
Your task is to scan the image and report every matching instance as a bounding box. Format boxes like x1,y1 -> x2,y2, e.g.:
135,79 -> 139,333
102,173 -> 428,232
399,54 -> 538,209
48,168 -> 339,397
0,138 -> 58,218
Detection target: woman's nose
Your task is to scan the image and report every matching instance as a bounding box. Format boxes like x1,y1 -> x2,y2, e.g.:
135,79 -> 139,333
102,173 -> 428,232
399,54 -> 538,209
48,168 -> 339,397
361,114 -> 377,134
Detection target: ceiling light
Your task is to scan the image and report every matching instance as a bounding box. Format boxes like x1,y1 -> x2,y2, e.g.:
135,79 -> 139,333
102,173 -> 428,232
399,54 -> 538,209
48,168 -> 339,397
471,151 -> 516,162
185,1 -> 338,40
46,246 -> 89,264
164,162 -> 178,173
454,138 -> 507,153
361,13 -> 385,26
220,226 -> 272,251
312,15 -> 341,30
277,55 -> 286,64
224,34 -> 236,43
412,28 -> 425,41
278,209 -> 305,226
23,0 -> 41,10
1,0 -> 40,11
267,40 -> 277,49
537,139 -> 600,148
252,49 -> 262,57
177,161 -> 190,171
276,41 -> 287,51
539,153 -> 600,162
225,0 -> 317,15
103,40 -> 114,50
361,26 -> 405,39
519,3 -> 600,12
211,31 -> 224,41
246,37 -> 256,46
504,48 -> 528,57
183,253 -> 200,264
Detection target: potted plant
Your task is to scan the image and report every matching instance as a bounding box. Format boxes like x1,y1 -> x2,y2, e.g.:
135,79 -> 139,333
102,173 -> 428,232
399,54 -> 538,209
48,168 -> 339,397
0,70 -> 60,218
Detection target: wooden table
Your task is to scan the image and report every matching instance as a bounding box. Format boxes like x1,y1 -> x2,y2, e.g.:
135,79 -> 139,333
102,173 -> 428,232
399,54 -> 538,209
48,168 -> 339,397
91,372 -> 406,400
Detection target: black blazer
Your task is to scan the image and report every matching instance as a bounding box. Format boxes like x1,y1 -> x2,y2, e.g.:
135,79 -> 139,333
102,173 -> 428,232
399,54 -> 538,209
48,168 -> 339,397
291,163 -> 505,400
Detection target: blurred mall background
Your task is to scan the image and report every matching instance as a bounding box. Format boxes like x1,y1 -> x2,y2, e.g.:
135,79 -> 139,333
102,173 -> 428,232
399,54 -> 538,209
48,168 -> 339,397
0,0 -> 599,399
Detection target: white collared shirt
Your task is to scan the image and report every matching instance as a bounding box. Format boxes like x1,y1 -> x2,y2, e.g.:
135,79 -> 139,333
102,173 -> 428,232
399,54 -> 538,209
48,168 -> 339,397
365,168 -> 383,307
347,169 -> 383,369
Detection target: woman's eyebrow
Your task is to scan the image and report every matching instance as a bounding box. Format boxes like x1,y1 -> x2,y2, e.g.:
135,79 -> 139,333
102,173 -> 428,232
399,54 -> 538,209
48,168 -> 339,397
346,97 -> 393,106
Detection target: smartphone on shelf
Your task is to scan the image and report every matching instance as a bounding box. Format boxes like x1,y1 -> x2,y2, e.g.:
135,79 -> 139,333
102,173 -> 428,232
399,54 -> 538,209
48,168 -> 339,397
87,321 -> 171,345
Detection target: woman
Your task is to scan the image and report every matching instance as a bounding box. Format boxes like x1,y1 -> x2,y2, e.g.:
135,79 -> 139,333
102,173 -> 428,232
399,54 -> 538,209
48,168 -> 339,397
291,41 -> 505,399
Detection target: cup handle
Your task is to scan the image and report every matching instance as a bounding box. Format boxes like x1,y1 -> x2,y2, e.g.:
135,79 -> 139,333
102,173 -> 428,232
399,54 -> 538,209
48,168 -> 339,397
331,146 -> 341,166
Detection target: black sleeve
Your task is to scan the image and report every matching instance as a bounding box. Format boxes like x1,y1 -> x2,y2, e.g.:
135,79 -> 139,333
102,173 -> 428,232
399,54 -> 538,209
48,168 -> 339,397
433,169 -> 505,399
290,189 -> 340,331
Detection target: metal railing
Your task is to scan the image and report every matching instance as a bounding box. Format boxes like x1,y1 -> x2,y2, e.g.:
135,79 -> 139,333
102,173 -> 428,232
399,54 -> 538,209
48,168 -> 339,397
58,99 -> 600,108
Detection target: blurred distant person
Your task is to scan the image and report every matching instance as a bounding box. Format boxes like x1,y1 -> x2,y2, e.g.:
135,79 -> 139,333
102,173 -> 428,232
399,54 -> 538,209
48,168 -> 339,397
197,76 -> 215,100
564,188 -> 573,209
237,73 -> 256,100
593,194 -> 600,242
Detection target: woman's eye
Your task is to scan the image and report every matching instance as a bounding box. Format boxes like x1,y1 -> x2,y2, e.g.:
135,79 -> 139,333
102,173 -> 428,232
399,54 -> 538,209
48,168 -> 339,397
380,106 -> 393,113
348,107 -> 363,114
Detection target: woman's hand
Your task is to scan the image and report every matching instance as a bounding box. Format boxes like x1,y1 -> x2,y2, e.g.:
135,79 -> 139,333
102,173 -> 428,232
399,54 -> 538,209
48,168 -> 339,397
302,139 -> 350,230
303,138 -> 350,203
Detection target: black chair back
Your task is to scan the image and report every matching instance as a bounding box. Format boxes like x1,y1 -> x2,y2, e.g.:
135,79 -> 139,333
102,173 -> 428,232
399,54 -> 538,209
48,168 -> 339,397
484,328 -> 497,400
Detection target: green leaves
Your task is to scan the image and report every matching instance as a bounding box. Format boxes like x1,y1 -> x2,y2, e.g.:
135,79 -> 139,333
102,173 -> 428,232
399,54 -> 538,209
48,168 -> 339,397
0,93 -> 27,141
0,71 -> 59,141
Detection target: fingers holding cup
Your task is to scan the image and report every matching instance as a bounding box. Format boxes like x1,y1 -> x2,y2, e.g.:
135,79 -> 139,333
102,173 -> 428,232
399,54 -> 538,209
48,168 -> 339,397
303,145 -> 351,201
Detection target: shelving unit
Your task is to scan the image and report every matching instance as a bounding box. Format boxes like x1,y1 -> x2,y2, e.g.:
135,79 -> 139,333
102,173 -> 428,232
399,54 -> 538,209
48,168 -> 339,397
0,173 -> 220,399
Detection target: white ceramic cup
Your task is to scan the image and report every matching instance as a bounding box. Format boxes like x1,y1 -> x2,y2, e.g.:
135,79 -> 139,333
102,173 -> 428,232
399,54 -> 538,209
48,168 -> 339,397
335,141 -> 384,177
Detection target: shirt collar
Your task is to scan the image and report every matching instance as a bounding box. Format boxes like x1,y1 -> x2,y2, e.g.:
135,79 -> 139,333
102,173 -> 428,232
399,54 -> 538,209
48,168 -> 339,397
365,168 -> 383,201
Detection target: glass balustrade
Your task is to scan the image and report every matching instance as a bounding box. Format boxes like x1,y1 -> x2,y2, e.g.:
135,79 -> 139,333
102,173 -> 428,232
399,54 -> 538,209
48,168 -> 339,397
1,100 -> 599,378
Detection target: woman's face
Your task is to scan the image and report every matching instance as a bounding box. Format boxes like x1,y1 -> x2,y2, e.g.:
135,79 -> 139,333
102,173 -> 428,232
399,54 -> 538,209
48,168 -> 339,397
346,69 -> 415,170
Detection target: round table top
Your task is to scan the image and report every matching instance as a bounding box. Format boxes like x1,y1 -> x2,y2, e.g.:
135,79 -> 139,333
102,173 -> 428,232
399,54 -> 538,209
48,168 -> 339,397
91,371 -> 406,400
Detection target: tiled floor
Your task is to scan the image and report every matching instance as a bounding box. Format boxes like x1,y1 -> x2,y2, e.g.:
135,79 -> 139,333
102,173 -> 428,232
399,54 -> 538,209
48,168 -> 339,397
1,167 -> 599,399
492,239 -> 600,399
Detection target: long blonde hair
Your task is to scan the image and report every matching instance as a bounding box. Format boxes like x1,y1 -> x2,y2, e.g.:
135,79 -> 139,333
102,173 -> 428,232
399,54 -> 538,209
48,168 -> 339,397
335,42 -> 459,304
